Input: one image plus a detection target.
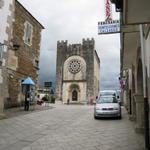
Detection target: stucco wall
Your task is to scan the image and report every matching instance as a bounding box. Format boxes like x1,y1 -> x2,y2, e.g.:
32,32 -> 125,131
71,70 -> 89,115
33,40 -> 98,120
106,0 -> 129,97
0,0 -> 14,115
145,27 -> 150,126
0,0 -> 14,43
145,30 -> 150,78
94,52 -> 100,98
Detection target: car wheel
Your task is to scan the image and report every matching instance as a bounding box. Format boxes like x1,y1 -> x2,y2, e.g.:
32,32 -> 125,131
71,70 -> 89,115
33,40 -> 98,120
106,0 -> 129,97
94,115 -> 98,119
118,114 -> 122,119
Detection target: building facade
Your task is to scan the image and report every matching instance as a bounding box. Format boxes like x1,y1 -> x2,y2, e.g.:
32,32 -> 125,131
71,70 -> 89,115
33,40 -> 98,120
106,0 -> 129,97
0,0 -> 15,117
4,0 -> 44,108
111,0 -> 150,149
56,38 -> 100,104
0,0 -> 44,111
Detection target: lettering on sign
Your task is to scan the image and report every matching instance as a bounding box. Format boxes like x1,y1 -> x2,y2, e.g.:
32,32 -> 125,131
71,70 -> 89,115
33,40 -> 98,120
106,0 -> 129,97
98,20 -> 120,34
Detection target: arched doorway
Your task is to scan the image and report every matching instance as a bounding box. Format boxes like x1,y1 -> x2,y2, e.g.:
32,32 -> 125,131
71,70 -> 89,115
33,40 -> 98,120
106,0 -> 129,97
72,90 -> 78,101
69,84 -> 80,102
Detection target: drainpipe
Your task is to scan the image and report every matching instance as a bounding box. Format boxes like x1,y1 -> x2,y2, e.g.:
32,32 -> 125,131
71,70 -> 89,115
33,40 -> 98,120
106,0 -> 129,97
128,69 -> 132,115
139,24 -> 149,150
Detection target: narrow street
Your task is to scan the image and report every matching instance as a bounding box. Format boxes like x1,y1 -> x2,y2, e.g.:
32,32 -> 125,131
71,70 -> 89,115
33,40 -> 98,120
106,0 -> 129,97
0,104 -> 144,150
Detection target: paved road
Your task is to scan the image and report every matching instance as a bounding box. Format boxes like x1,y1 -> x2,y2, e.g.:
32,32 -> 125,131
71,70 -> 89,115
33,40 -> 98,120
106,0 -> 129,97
0,104 -> 145,150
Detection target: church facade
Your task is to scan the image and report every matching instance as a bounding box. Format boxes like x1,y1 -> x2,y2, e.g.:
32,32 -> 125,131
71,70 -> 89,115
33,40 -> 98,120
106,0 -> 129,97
56,38 -> 100,104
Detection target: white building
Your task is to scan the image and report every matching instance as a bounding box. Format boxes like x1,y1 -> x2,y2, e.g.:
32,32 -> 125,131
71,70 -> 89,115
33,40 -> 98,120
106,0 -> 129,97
0,0 -> 14,118
111,0 -> 150,149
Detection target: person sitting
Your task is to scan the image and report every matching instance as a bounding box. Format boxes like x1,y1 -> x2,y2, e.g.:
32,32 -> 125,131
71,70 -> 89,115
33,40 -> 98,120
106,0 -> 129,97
36,95 -> 43,105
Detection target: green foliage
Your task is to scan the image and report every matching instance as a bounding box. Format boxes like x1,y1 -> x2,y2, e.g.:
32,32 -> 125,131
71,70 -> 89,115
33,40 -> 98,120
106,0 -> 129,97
42,95 -> 50,102
42,95 -> 55,103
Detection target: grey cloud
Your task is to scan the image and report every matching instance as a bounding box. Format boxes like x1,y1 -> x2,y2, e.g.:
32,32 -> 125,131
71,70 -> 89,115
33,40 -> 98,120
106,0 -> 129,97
18,0 -> 120,90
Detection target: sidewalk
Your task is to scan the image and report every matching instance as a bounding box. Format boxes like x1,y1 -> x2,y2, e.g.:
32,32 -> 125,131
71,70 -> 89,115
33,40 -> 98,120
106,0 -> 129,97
3,103 -> 54,119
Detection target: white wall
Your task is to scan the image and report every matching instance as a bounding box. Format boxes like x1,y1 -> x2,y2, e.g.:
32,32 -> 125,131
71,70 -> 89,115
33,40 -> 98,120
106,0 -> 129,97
145,31 -> 150,78
0,0 -> 13,43
62,55 -> 87,103
0,0 -> 14,116
94,53 -> 100,97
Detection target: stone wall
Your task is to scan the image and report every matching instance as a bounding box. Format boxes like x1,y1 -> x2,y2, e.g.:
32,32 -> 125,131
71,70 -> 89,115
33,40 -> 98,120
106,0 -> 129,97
94,51 -> 100,98
5,0 -> 43,107
56,38 -> 100,102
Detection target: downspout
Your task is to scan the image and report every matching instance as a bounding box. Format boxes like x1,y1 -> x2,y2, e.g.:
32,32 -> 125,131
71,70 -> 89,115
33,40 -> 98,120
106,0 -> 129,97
140,24 -> 149,150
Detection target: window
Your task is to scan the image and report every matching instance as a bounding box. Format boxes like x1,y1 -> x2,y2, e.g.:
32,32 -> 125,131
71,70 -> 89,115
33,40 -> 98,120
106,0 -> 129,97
24,21 -> 33,46
68,59 -> 82,74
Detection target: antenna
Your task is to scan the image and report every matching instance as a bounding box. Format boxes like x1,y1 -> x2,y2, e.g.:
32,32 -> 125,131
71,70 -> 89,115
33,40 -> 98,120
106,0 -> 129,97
105,0 -> 112,21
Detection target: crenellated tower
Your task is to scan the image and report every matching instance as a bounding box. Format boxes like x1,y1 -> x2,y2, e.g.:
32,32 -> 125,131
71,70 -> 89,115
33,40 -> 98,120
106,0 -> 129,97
55,38 -> 100,103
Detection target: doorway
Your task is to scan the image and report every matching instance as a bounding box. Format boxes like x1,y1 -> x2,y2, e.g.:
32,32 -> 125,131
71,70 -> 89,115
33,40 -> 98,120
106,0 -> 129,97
72,90 -> 78,101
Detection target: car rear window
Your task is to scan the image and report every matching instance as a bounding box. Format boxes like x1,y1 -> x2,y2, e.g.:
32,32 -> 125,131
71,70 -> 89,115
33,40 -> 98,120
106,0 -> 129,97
97,96 -> 118,104
100,91 -> 116,97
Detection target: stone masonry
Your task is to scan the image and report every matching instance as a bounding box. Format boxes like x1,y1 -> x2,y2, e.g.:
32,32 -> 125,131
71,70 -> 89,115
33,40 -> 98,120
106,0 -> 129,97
56,38 -> 100,103
4,0 -> 44,108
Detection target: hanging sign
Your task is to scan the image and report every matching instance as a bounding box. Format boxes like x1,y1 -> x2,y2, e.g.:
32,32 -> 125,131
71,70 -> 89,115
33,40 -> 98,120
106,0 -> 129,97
98,20 -> 120,34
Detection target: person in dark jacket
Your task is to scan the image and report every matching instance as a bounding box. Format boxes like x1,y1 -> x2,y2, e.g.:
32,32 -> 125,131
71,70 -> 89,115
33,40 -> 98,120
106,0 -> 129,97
24,91 -> 30,111
67,98 -> 70,105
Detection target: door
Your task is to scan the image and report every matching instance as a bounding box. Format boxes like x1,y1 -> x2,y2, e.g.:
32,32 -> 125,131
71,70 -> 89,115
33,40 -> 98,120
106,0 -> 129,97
72,90 -> 78,101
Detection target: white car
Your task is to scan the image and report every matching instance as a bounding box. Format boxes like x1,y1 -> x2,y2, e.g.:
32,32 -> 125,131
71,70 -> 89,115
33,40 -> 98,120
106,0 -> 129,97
98,90 -> 117,98
94,96 -> 121,119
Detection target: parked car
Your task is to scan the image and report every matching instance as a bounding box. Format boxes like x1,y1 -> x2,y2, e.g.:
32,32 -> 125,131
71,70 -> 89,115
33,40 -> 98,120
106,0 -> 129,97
94,96 -> 122,119
98,90 -> 117,98
98,90 -> 121,105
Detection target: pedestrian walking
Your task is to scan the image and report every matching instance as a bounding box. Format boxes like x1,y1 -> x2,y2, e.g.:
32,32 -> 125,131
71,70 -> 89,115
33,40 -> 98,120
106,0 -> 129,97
24,91 -> 30,111
67,98 -> 70,105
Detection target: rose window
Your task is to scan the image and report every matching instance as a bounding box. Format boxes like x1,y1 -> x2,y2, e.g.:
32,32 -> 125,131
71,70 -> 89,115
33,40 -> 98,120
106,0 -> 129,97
68,59 -> 81,74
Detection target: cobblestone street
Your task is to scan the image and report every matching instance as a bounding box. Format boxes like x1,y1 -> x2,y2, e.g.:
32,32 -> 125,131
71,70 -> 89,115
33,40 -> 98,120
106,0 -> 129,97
0,104 -> 145,150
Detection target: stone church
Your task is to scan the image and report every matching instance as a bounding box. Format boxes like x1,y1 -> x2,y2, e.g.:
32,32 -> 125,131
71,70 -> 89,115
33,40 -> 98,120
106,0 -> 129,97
56,38 -> 100,104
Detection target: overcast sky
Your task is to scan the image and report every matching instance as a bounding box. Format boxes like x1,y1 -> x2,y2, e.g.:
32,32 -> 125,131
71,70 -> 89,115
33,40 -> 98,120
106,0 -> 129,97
18,0 -> 120,90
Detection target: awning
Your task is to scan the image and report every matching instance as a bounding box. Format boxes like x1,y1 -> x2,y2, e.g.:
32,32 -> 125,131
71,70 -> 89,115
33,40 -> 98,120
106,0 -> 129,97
21,77 -> 35,85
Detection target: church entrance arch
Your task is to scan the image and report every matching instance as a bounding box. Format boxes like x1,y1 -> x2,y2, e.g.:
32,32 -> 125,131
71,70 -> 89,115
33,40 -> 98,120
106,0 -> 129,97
69,84 -> 80,102
72,90 -> 78,101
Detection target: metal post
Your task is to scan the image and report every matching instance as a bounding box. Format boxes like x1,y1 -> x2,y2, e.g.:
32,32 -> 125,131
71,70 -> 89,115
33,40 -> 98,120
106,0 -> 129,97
140,24 -> 149,149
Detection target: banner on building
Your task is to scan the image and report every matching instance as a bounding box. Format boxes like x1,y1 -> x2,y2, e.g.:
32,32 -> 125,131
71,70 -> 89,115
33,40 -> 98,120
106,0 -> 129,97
98,20 -> 120,34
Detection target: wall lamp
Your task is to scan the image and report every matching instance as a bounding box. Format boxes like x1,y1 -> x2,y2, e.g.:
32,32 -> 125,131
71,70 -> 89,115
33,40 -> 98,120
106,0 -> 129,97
0,38 -> 20,66
0,38 -> 20,51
